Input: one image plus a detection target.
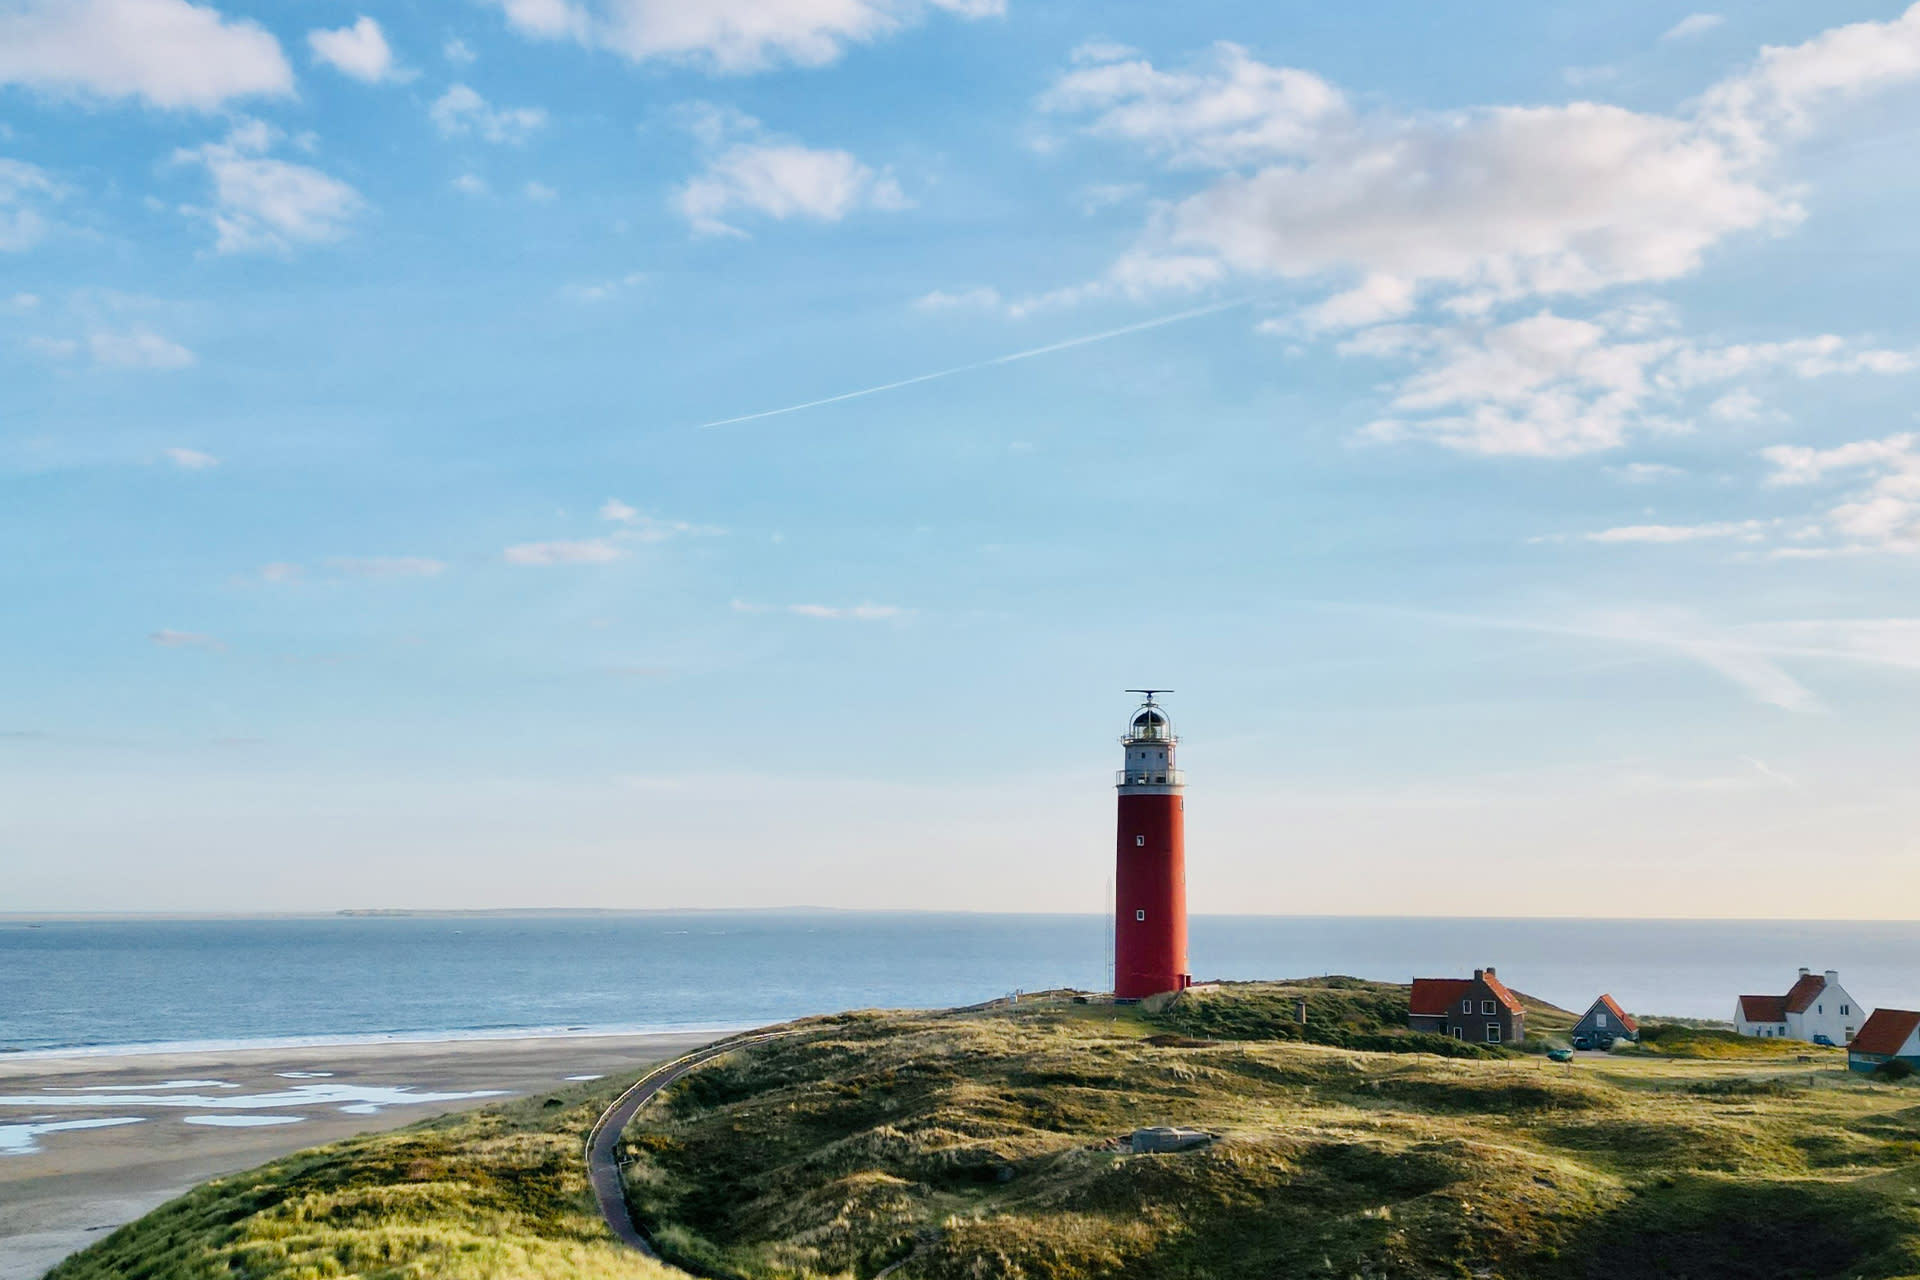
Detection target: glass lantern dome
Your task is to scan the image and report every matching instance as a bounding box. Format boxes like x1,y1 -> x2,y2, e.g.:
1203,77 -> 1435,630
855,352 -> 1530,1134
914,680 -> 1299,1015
1126,703 -> 1173,742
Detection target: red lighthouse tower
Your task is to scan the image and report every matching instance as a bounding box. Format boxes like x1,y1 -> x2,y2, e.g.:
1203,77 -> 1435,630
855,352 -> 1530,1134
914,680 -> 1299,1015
1113,690 -> 1191,1000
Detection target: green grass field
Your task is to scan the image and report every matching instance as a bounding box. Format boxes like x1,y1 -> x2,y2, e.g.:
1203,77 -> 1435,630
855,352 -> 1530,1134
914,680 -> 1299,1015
46,1079 -> 682,1280
619,984 -> 1920,1280
47,980 -> 1920,1280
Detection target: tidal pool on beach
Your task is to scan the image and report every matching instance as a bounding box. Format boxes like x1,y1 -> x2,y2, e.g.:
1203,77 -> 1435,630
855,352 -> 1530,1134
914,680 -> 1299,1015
0,1082 -> 508,1115
0,1117 -> 145,1156
183,1115 -> 304,1128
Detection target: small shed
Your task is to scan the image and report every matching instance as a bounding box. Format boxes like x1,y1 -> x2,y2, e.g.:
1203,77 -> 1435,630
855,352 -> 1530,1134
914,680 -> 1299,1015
1570,994 -> 1638,1049
1848,1009 -> 1920,1073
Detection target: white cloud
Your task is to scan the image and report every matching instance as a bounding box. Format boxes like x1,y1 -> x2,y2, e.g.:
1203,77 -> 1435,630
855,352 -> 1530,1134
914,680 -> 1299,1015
452,173 -> 488,195
1586,519 -> 1768,543
676,113 -> 908,236
258,561 -> 301,583
1344,309 -> 1917,457
1609,461 -> 1686,482
163,447 -> 218,469
504,537 -> 626,565
89,330 -> 194,369
524,180 -> 556,201
309,17 -> 406,84
1706,388 -> 1766,422
1763,433 -> 1915,486
430,84 -> 547,144
1299,274 -> 1416,331
0,0 -> 292,110
1662,14 -> 1724,42
505,512 -> 720,564
914,286 -> 1001,311
149,628 -> 221,649
444,36 -> 477,65
1663,335 -> 1916,384
483,0 -> 1001,75
1040,41 -> 1350,169
0,158 -> 61,252
1034,10 -> 1920,335
173,121 -> 364,253
1753,433 -> 1920,555
1698,3 -> 1920,162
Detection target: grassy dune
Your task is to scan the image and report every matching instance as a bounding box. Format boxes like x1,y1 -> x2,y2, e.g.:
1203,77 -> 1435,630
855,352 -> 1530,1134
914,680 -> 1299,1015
46,981 -> 1917,1280
47,1081 -> 684,1280
620,984 -> 1920,1280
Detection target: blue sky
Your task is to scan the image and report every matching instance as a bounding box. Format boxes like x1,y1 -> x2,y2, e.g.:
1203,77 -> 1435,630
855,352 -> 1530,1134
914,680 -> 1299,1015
7,0 -> 1920,916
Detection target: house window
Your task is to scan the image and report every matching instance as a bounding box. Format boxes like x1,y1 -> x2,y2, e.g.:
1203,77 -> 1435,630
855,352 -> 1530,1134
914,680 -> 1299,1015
1481,1000 -> 1496,1016
1486,1025 -> 1502,1044
1462,998 -> 1472,1014
1843,1004 -> 1851,1015
1451,1027 -> 1464,1040
1818,1004 -> 1824,1015
1135,909 -> 1146,922
1596,1012 -> 1608,1028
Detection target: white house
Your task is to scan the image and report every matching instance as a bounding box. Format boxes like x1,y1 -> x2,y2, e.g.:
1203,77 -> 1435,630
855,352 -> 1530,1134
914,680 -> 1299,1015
1734,968 -> 1863,1044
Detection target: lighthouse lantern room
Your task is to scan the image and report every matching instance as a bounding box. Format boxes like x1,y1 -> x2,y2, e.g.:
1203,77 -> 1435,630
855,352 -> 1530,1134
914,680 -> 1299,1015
1113,690 -> 1191,1000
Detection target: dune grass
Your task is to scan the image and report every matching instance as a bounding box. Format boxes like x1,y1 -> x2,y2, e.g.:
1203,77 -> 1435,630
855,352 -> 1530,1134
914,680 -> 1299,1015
620,983 -> 1920,1280
47,1081 -> 685,1280
45,980 -> 1903,1280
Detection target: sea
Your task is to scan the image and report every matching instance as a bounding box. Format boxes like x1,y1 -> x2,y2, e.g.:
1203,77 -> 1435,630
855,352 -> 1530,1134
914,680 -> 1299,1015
7,913 -> 1920,1056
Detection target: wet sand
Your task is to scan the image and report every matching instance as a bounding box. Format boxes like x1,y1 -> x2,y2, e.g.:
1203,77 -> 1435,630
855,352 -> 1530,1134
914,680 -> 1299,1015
0,1031 -> 718,1280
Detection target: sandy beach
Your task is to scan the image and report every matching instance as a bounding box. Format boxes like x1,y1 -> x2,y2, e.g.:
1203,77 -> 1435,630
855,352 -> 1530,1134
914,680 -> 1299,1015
0,1031 -> 719,1280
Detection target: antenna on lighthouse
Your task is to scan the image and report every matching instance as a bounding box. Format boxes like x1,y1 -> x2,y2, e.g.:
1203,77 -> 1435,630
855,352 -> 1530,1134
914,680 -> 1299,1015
1125,688 -> 1174,703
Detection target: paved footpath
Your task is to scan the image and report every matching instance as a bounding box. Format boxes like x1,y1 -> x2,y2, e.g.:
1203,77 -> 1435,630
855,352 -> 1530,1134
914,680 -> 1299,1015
585,1031 -> 799,1256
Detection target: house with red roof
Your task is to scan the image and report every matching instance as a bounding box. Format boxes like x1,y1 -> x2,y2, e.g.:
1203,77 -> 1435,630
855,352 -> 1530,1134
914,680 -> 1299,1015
1733,968 -> 1863,1045
1848,1009 -> 1920,1073
1408,967 -> 1525,1046
1570,994 -> 1638,1049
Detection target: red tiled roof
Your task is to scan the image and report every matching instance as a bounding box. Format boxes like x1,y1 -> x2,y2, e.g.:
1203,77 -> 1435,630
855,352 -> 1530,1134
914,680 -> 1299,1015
1481,971 -> 1525,1015
1849,1008 -> 1920,1057
1595,993 -> 1638,1033
1785,972 -> 1827,1015
1409,978 -> 1473,1016
1739,995 -> 1787,1023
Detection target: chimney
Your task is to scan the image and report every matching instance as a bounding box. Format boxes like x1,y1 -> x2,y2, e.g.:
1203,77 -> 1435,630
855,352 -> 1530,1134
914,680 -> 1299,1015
1826,969 -> 1840,985
1484,966 -> 1496,976
1473,968 -> 1485,981
1799,967 -> 1810,976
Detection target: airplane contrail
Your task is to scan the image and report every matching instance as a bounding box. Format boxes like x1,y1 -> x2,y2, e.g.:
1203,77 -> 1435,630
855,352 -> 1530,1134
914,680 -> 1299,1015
696,296 -> 1254,430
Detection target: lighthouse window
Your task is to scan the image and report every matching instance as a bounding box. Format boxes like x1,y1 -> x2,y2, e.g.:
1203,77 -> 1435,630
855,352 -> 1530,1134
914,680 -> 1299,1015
1135,835 -> 1145,847
1135,909 -> 1146,922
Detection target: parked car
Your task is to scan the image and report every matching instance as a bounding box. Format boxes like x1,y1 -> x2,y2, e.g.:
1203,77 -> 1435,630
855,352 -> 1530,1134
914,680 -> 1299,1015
1547,1047 -> 1574,1063
1812,1034 -> 1836,1047
1571,1035 -> 1592,1051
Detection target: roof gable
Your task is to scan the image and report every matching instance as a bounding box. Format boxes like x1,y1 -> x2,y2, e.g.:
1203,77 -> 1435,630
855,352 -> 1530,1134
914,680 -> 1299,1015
1739,994 -> 1788,1023
1850,1008 -> 1920,1057
1480,971 -> 1525,1015
1593,993 -> 1638,1033
1785,973 -> 1827,1015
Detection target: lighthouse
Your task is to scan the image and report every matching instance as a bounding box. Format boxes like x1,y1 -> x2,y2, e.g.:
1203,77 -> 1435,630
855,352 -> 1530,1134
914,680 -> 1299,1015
1113,690 -> 1191,1000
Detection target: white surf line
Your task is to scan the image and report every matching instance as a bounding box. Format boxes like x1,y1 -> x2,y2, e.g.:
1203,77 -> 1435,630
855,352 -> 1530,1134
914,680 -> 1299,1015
696,297 -> 1254,430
